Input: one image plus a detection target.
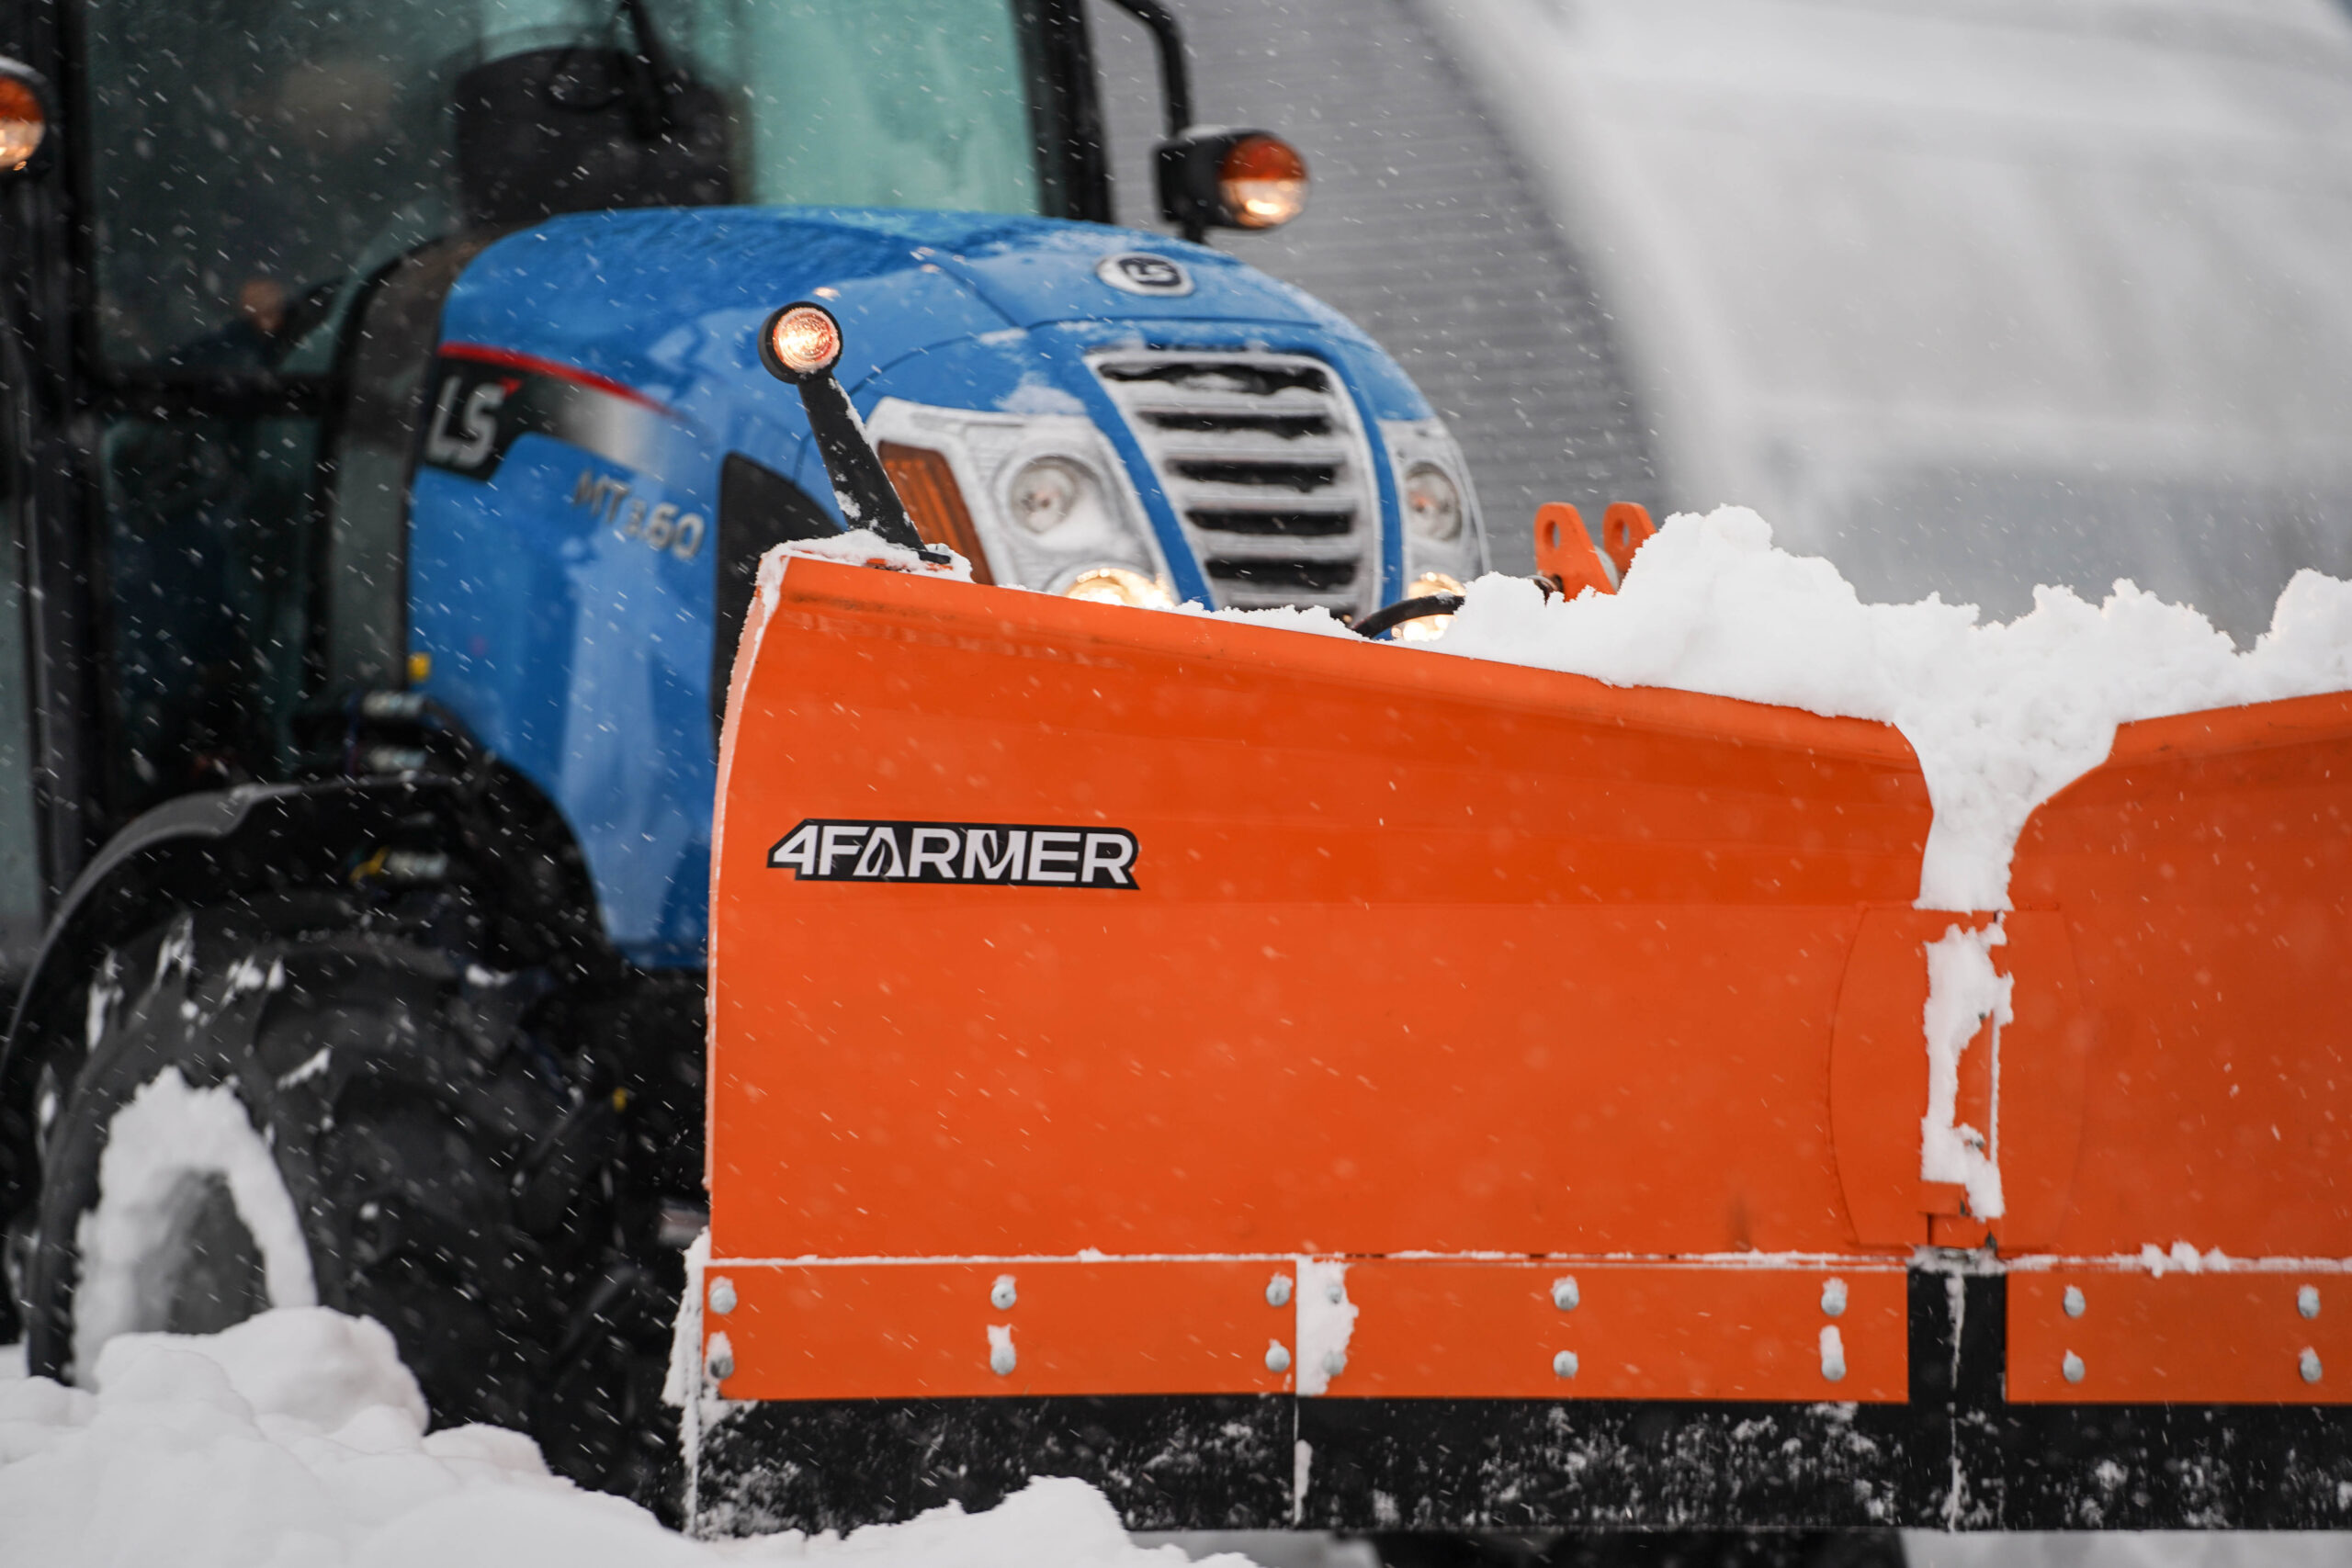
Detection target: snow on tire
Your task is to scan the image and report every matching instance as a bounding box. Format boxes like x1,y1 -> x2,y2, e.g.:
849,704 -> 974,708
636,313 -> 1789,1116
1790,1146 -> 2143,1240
70,1062 -> 318,1372
23,902 -> 680,1512
23,911 -> 323,1383
26,910 -> 573,1416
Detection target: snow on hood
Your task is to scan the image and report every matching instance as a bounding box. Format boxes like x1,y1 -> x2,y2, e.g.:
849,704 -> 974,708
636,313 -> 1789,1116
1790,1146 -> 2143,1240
0,1307 -> 1264,1568
1430,506 -> 2352,910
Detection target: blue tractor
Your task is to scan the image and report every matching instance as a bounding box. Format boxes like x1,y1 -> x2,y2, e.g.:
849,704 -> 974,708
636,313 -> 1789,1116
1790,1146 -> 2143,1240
0,0 -> 1487,1511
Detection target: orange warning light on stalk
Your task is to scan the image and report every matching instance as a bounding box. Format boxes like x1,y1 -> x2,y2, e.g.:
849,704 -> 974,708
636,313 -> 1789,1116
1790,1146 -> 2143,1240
1220,134 -> 1308,230
760,301 -> 844,383
0,74 -> 45,174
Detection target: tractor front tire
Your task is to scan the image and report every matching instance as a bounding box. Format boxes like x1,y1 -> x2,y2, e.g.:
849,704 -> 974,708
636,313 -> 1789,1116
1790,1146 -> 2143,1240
21,906 -> 677,1506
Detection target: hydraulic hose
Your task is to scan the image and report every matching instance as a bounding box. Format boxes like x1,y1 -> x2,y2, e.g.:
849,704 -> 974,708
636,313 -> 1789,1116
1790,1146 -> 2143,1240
1351,593 -> 1465,640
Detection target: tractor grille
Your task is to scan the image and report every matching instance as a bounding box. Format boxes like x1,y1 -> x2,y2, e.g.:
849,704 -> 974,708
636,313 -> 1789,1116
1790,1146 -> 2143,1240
1089,350 -> 1381,617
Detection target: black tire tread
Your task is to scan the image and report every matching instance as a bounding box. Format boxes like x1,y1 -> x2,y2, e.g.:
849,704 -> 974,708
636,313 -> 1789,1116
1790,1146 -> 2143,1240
26,904 -> 681,1509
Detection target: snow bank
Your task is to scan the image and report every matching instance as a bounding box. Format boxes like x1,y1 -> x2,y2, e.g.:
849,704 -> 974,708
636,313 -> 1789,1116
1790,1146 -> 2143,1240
1435,507 -> 2352,909
741,1472 -> 1256,1568
0,1309 -> 680,1568
0,1307 -> 1261,1568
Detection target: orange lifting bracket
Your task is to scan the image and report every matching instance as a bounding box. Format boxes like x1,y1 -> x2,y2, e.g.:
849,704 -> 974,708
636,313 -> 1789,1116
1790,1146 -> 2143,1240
1531,501 -> 1656,597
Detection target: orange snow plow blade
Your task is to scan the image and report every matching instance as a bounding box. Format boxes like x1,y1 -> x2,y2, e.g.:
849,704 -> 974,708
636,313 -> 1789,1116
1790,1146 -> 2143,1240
695,557 -> 2352,1534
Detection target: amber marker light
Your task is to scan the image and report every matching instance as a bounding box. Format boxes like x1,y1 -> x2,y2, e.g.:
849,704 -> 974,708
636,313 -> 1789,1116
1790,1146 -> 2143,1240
759,301 -> 843,383
0,74 -> 45,174
1220,134 -> 1308,230
876,441 -> 995,584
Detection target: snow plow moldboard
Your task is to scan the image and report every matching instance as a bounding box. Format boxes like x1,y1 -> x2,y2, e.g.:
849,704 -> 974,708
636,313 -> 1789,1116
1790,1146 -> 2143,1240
694,557 -> 2352,1536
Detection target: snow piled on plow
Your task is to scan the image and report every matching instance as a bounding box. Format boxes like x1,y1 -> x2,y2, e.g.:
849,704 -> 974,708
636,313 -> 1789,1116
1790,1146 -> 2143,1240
0,1308 -> 1256,1568
1435,507 -> 2352,910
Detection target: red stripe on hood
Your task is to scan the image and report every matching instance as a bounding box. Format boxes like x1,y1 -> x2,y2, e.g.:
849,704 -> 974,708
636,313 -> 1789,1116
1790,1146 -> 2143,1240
437,342 -> 673,414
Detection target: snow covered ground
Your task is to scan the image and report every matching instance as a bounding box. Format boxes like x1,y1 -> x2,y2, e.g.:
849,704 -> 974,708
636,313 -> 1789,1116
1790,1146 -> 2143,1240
0,1310 -> 1268,1568
6,1311 -> 2352,1567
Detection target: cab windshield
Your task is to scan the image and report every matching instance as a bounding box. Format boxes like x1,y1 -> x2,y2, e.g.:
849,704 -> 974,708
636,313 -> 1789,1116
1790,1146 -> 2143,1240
81,0 -> 1058,369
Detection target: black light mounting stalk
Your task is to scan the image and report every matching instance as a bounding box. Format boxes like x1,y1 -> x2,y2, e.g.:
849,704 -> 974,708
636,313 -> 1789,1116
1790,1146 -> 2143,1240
755,301 -> 942,561
1103,0 -> 1193,138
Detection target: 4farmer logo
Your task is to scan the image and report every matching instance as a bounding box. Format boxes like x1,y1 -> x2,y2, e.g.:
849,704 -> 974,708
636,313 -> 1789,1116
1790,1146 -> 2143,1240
769,820 -> 1139,889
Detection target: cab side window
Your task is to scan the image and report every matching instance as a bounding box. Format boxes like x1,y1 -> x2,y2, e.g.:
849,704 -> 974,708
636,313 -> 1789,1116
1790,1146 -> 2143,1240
82,0 -> 474,368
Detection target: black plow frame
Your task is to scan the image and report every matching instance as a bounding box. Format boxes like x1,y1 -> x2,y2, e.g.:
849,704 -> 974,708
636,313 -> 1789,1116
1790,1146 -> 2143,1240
687,1268 -> 2352,1536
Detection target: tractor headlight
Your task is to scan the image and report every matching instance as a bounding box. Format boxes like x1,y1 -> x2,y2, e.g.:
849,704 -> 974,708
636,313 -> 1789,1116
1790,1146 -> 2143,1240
1402,463 -> 1464,543
865,398 -> 1173,602
1382,419 -> 1486,586
1009,457 -> 1091,535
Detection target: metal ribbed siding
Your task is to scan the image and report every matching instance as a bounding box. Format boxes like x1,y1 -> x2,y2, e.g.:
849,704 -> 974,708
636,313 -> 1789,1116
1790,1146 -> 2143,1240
1088,0 -> 1657,574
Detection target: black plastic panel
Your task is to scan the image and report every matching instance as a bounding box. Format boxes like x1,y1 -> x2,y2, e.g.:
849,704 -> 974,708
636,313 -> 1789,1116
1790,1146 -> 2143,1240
692,1394 -> 1294,1535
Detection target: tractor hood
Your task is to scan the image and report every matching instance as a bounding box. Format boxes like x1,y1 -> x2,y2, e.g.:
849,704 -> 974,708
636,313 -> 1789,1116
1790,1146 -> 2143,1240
435,206 -> 1396,416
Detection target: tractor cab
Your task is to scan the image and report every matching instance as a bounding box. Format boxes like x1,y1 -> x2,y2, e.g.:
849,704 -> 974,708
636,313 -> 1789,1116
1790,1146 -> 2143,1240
74,0 -> 1097,810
